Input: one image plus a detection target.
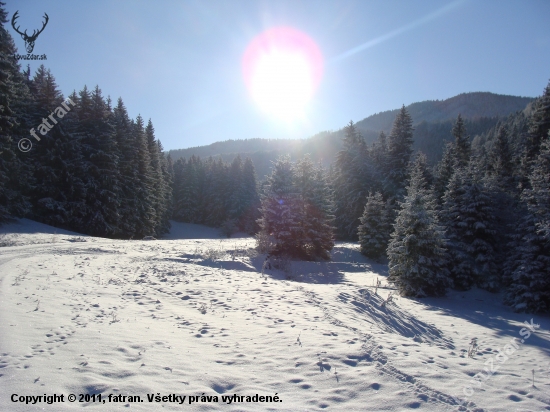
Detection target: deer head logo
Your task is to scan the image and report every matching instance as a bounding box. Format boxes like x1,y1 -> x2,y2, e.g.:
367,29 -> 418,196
11,11 -> 49,54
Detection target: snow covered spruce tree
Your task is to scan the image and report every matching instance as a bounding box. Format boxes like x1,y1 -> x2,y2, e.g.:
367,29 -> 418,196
434,114 -> 471,201
257,155 -> 334,260
157,141 -> 173,235
332,120 -> 370,239
440,163 -> 499,291
0,3 -> 33,223
293,155 -> 335,260
132,115 -> 156,237
72,85 -> 121,237
524,80 -> 550,162
112,97 -> 138,237
452,114 -> 471,169
384,105 -> 414,199
26,69 -> 86,230
257,155 -> 299,256
357,192 -> 391,260
505,135 -> 550,312
387,153 -> 450,297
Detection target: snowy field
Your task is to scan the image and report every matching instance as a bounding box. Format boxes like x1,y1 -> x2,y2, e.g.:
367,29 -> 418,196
1,219 -> 549,412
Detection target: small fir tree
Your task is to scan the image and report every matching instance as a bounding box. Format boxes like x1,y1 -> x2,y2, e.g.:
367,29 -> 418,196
358,192 -> 391,260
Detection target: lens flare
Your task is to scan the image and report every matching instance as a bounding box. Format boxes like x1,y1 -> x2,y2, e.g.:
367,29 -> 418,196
243,27 -> 323,121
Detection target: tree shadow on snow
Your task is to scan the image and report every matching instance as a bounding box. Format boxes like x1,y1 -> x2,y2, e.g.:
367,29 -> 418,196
407,288 -> 550,354
339,288 -> 455,349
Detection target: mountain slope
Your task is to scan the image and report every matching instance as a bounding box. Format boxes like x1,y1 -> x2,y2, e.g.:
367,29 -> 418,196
355,92 -> 533,133
168,92 -> 534,179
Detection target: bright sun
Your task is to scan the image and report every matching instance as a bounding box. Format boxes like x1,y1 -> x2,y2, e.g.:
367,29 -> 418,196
243,27 -> 323,122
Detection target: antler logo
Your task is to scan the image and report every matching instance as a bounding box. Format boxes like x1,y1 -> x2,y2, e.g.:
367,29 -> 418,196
11,11 -> 49,54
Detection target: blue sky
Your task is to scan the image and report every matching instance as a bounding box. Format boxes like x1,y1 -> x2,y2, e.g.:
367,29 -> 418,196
5,0 -> 550,151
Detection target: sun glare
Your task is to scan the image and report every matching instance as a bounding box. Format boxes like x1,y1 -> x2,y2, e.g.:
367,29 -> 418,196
243,27 -> 323,122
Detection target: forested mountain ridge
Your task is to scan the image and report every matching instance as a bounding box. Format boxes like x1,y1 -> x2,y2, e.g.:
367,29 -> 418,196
355,92 -> 534,133
169,92 -> 534,179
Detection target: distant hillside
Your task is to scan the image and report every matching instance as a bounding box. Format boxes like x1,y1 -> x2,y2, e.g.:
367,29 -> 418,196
168,92 -> 534,180
355,92 -> 533,134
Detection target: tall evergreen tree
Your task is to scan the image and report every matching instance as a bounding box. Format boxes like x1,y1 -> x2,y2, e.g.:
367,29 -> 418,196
452,114 -> 471,168
441,164 -> 499,291
146,119 -> 169,235
133,115 -> 156,237
387,153 -> 450,297
293,155 -> 334,260
74,85 -> 120,236
385,105 -> 414,198
372,131 -> 388,168
333,120 -> 369,239
157,141 -> 172,235
0,6 -> 32,222
112,97 -> 137,237
505,135 -> 550,312
525,81 -> 550,161
26,70 -> 86,229
434,142 -> 455,202
257,155 -> 300,256
489,126 -> 514,181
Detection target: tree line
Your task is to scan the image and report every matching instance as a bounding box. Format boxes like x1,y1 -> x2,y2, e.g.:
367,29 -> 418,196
330,82 -> 550,313
0,5 -> 259,240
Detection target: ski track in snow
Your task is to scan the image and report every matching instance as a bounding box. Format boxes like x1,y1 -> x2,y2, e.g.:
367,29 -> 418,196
0,220 -> 549,411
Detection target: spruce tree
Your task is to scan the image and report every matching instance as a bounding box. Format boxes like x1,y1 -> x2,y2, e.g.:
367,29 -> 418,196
385,105 -> 414,198
505,135 -> 550,312
112,98 -> 138,238
490,126 -> 514,181
525,80 -> 550,161
27,70 -> 86,230
434,142 -> 455,202
157,141 -> 172,235
75,85 -> 120,236
358,192 -> 391,260
387,153 -> 450,297
0,12 -> 34,223
146,119 -> 168,236
441,164 -> 499,291
257,155 -> 333,260
133,115 -> 156,237
256,155 -> 300,256
333,120 -> 369,239
452,114 -> 471,168
372,131 -> 388,168
293,155 -> 334,260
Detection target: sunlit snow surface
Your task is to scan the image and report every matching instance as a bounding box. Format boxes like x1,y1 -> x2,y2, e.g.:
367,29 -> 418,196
0,219 -> 549,411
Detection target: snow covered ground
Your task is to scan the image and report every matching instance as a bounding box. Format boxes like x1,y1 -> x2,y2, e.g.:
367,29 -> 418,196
0,219 -> 549,411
